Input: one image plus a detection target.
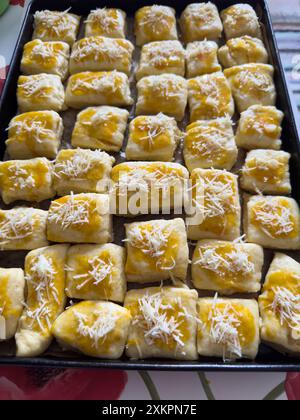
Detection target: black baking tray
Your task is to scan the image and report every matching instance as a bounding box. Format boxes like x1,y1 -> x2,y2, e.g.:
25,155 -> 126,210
0,0 -> 300,371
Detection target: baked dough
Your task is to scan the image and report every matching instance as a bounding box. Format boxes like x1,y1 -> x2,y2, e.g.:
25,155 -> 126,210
241,150 -> 291,195
125,218 -> 189,283
111,162 -> 189,216
259,253 -> 300,356
183,117 -> 238,172
0,208 -> 48,251
15,244 -> 68,357
0,158 -> 55,204
245,195 -> 300,250
192,240 -> 263,295
125,113 -> 181,161
6,111 -> 63,160
198,297 -> 260,360
188,72 -> 234,122
66,244 -> 126,303
224,64 -> 276,113
21,39 -> 70,80
0,268 -> 25,340
52,301 -> 131,359
47,193 -> 112,244
135,6 -> 178,46
71,106 -> 129,152
125,286 -> 198,360
187,168 -> 241,241
17,74 -> 66,113
85,8 -> 126,39
186,41 -> 221,78
65,71 -> 133,109
70,36 -> 134,76
218,36 -> 268,68
136,74 -> 188,121
220,4 -> 262,40
236,105 -> 284,150
180,3 -> 223,43
32,10 -> 80,46
53,149 -> 115,196
136,41 -> 185,80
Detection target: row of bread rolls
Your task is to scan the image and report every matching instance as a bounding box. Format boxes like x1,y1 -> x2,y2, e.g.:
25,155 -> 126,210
1,247 -> 299,360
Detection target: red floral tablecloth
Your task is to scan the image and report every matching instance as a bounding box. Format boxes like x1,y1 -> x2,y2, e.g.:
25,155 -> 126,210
0,0 -> 298,401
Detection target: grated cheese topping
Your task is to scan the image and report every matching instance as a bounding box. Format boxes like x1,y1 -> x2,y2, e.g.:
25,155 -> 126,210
116,164 -> 185,195
34,9 -> 73,37
8,116 -> 54,143
224,5 -> 259,28
79,108 -> 120,131
23,252 -> 62,333
185,3 -> 217,25
135,113 -> 177,149
27,254 -> 59,305
208,294 -> 242,360
30,41 -> 68,61
144,42 -> 184,68
90,111 -> 111,126
114,165 -> 184,195
139,5 -> 174,34
48,193 -> 90,230
227,36 -> 261,52
186,2 -> 215,19
125,224 -> 175,271
74,309 -> 117,349
0,210 -> 35,246
31,42 -> 56,59
241,107 -> 282,137
270,286 -> 300,338
186,41 -> 216,59
71,37 -> 129,63
134,293 -> 185,347
85,8 -> 121,31
248,157 -> 285,172
7,164 -> 36,191
193,172 -> 237,220
24,300 -> 52,333
194,244 -> 255,277
188,126 -> 230,159
190,74 -> 227,112
71,71 -> 120,94
244,156 -> 285,184
252,200 -> 295,238
19,75 -> 57,98
149,75 -> 185,100
55,149 -> 105,180
73,256 -> 114,290
236,69 -> 272,93
250,118 -> 277,135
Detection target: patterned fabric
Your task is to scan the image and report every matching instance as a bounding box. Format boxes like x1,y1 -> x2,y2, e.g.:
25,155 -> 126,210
10,1 -> 25,6
286,373 -> 300,400
0,367 -> 127,400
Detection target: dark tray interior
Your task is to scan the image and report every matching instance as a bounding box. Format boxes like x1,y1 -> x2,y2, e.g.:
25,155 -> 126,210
0,0 -> 300,371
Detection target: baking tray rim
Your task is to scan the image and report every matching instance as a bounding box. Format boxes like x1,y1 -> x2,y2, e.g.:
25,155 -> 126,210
0,0 -> 300,371
0,355 -> 300,372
